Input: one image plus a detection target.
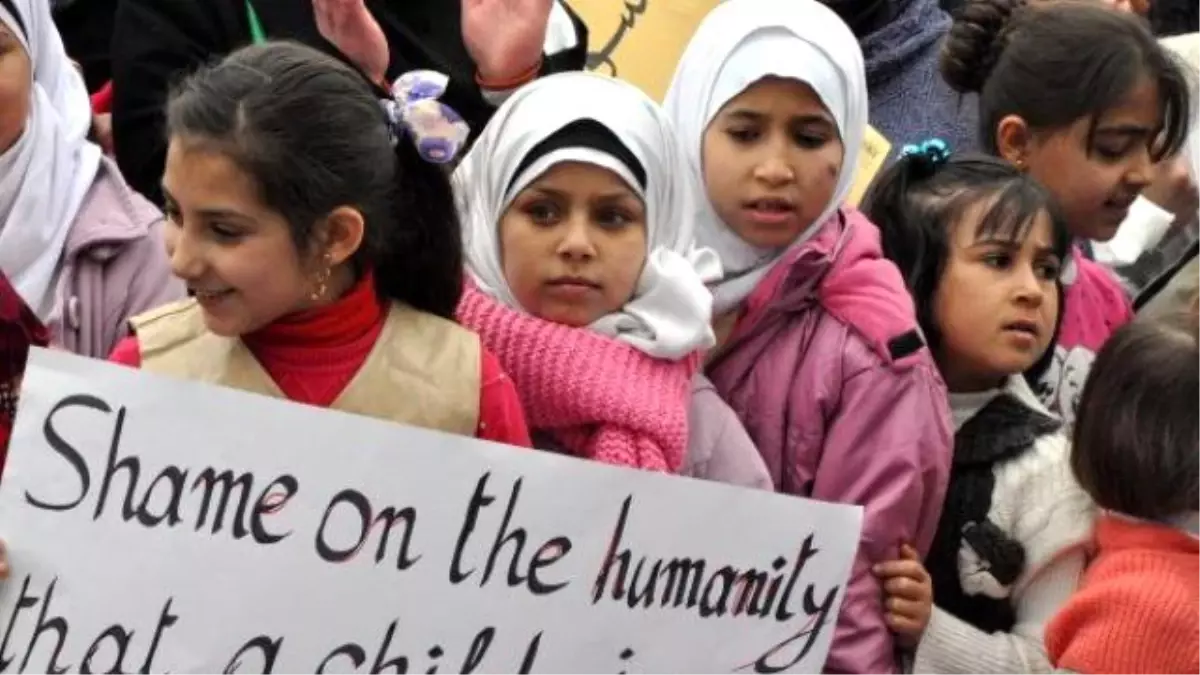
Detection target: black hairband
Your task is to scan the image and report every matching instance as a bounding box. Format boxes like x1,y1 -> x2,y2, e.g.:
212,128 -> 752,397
0,0 -> 26,41
508,118 -> 647,195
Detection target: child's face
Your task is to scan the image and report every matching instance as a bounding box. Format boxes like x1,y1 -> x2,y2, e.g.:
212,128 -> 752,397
933,203 -> 1062,392
161,138 -> 322,337
499,162 -> 647,327
701,77 -> 843,248
0,23 -> 30,155
1019,76 -> 1162,242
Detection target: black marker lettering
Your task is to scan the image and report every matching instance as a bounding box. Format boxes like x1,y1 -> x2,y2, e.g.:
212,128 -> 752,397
775,536 -> 820,622
134,466 -> 187,527
369,621 -> 408,674
0,575 -> 40,671
592,496 -> 633,603
27,395 -> 109,512
140,598 -> 178,674
191,469 -> 254,538
80,625 -> 133,674
250,475 -> 298,544
517,632 -> 543,675
93,404 -> 139,521
459,627 -> 494,673
224,635 -> 281,673
528,536 -> 572,595
481,478 -> 528,588
450,473 -> 495,584
372,504 -> 421,570
317,643 -> 365,673
20,577 -> 71,674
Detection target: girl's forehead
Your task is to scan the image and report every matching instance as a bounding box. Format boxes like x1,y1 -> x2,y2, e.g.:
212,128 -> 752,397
951,194 -> 1053,246
163,138 -> 263,208
724,77 -> 830,116
1094,77 -> 1163,125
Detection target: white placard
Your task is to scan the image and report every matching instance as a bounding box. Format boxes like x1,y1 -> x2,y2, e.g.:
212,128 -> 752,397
0,349 -> 862,673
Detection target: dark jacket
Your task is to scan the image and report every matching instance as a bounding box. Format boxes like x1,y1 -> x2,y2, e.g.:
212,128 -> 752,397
110,0 -> 588,204
52,0 -> 118,91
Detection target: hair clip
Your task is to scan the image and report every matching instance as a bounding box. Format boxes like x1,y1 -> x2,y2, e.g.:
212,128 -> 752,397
381,70 -> 471,164
899,138 -> 951,169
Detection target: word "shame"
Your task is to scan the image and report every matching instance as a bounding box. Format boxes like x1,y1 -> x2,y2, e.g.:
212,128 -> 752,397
24,395 -> 298,545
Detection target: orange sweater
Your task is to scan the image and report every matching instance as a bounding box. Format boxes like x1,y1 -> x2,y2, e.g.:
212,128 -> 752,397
1046,514 -> 1199,674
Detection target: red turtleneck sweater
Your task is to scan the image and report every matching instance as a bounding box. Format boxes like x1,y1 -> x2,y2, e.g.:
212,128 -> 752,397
109,278 -> 531,447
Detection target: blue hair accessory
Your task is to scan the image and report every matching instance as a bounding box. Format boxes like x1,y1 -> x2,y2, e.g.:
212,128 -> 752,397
899,138 -> 951,167
381,70 -> 471,164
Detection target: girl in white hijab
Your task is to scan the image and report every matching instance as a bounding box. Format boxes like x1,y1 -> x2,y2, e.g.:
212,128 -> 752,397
456,71 -> 769,487
663,0 -> 952,672
0,0 -> 181,357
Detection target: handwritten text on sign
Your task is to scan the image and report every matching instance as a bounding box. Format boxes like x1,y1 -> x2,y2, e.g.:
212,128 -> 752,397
0,349 -> 861,673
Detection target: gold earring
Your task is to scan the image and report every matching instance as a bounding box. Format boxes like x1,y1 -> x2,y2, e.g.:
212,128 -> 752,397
310,252 -> 333,302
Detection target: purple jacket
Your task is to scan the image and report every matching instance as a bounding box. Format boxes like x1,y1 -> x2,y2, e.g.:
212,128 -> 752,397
681,373 -> 773,491
706,209 -> 952,674
49,157 -> 185,358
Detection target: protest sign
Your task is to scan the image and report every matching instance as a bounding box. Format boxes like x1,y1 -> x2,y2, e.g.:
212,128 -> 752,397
0,349 -> 862,673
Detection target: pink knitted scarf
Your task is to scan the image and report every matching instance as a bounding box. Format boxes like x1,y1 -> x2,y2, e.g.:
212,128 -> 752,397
456,284 -> 697,472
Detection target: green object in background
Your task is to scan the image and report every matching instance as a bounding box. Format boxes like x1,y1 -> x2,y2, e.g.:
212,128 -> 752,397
246,0 -> 266,44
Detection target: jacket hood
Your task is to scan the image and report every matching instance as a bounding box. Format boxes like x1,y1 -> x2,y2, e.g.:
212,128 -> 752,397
739,208 -> 921,363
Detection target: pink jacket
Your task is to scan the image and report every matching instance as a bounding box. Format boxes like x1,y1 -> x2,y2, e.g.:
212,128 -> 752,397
706,208 -> 953,674
1035,247 -> 1133,426
49,157 -> 185,358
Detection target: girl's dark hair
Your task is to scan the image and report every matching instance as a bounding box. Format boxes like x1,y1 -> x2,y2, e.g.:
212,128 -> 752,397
862,152 -> 1070,353
1071,313 -> 1199,519
941,0 -> 1191,163
166,41 -> 463,319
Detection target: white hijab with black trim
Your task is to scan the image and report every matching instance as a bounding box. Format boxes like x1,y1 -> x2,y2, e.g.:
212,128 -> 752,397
0,0 -> 100,318
663,0 -> 869,314
455,71 -> 719,360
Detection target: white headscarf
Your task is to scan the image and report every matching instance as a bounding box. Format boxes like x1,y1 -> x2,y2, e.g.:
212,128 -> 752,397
455,71 -> 719,360
662,0 -> 869,314
0,0 -> 101,317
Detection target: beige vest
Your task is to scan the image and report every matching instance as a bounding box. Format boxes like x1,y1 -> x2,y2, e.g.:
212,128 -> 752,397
131,300 -> 481,436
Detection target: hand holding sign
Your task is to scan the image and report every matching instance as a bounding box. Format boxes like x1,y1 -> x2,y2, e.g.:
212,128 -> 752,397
312,0 -> 390,86
874,544 -> 932,649
462,0 -> 551,82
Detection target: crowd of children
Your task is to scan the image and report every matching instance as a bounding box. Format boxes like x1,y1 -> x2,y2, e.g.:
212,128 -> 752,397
0,0 -> 1197,671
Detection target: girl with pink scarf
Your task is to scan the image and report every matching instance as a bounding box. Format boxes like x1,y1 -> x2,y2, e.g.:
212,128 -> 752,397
454,72 -> 769,486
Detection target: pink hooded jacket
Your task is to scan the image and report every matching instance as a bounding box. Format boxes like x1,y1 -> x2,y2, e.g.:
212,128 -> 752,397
707,208 -> 953,673
1035,247 -> 1133,426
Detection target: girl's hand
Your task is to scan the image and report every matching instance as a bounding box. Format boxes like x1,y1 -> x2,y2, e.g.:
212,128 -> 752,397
312,0 -> 390,87
1099,0 -> 1149,14
873,543 -> 932,649
0,539 -> 9,580
462,0 -> 551,83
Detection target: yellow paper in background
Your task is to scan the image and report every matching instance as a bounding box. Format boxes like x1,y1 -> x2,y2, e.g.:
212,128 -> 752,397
566,0 -> 891,204
847,126 -> 891,206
